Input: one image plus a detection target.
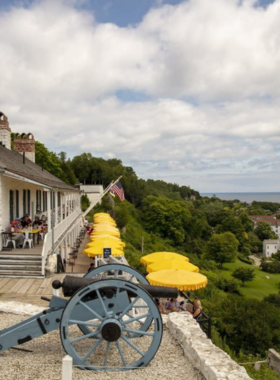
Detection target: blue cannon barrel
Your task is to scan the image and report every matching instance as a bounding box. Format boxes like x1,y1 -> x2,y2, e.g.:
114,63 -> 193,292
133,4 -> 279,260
53,275 -> 178,299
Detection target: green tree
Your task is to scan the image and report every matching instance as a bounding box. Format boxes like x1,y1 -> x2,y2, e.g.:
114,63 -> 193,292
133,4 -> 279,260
81,194 -> 90,212
255,222 -> 276,240
232,267 -> 255,285
57,152 -> 77,185
208,296 -> 280,356
114,201 -> 130,229
141,195 -> 191,244
35,141 -> 64,179
238,212 -> 254,233
203,232 -> 239,268
216,215 -> 247,249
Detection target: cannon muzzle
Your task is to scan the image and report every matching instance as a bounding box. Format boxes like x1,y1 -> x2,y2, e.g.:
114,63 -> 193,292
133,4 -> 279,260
53,275 -> 178,299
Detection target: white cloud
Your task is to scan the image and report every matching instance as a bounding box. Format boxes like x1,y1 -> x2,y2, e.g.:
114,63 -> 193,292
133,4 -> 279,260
0,0 -> 280,192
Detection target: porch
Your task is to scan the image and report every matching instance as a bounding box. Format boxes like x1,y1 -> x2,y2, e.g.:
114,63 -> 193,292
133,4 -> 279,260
0,209 -> 85,277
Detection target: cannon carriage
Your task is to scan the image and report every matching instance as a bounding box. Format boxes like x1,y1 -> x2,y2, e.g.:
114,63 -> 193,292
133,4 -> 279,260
0,264 -> 177,371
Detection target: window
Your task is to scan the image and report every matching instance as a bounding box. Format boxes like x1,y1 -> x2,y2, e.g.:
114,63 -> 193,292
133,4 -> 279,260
15,190 -> 19,217
9,190 -> 14,222
51,191 -> 55,209
27,190 -> 30,214
23,189 -> 26,215
43,191 -> 48,211
36,190 -> 42,212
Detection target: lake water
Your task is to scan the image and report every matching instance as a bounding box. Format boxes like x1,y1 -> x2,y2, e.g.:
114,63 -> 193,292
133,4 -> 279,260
200,193 -> 280,203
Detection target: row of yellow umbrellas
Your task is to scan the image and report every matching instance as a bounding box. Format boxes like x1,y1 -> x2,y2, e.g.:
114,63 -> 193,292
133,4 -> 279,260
141,251 -> 208,291
83,213 -> 125,258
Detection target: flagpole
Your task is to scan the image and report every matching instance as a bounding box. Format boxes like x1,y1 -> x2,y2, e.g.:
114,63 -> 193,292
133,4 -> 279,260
82,175 -> 123,217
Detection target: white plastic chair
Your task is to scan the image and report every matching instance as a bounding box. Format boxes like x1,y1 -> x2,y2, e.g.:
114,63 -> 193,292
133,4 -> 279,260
23,232 -> 33,249
6,238 -> 16,249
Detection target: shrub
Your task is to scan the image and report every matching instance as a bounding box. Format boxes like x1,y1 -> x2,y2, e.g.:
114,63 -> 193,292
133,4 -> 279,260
238,254 -> 253,265
261,260 -> 280,274
215,277 -> 240,294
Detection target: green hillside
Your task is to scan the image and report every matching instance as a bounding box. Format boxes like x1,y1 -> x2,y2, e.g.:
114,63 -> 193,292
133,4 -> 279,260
220,260 -> 280,300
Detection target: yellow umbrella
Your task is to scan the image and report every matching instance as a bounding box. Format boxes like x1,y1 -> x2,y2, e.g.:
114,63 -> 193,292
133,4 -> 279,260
89,234 -> 121,241
140,252 -> 189,265
94,212 -> 109,217
91,230 -> 120,238
86,240 -> 125,249
94,220 -> 116,226
94,213 -> 115,221
146,258 -> 199,273
146,270 -> 208,291
83,246 -> 124,257
93,224 -> 119,231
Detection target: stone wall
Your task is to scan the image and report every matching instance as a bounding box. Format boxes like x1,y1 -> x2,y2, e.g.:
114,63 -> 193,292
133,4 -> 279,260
268,348 -> 280,376
165,312 -> 252,380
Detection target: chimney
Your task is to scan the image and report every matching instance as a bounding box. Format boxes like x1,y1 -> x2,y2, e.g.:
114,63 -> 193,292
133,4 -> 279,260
13,133 -> 36,162
0,112 -> 11,150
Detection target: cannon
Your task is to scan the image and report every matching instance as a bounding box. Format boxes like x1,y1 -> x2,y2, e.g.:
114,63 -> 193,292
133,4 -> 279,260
0,264 -> 178,371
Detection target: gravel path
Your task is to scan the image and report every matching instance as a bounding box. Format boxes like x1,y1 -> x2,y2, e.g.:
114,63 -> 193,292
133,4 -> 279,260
0,312 -> 204,380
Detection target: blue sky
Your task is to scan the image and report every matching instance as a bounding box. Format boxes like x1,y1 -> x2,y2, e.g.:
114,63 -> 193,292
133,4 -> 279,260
0,0 -> 279,193
0,0 -> 275,25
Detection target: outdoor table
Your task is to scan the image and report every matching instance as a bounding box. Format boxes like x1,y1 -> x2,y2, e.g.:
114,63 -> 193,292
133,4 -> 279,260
18,228 -> 41,246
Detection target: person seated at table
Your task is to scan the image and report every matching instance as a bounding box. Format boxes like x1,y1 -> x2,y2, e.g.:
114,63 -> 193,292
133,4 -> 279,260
32,216 -> 42,228
165,298 -> 180,312
21,214 -> 32,228
7,220 -> 24,248
189,299 -> 203,320
41,215 -> 47,223
179,300 -> 189,312
155,298 -> 168,314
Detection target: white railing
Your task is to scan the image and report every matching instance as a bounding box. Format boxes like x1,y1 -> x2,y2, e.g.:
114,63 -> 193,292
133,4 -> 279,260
41,209 -> 82,275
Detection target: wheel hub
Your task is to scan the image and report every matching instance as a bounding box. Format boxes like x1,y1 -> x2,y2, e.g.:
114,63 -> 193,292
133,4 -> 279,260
101,319 -> 122,342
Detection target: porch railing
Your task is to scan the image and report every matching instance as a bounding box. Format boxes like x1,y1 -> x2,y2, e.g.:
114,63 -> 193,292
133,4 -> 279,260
41,209 -> 82,275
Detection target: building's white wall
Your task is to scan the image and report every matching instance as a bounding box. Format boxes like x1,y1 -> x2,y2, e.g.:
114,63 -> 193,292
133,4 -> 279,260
1,176 -> 40,229
25,151 -> 35,162
263,240 -> 280,257
80,185 -> 103,194
271,225 -> 280,238
80,185 -> 103,206
87,193 -> 103,204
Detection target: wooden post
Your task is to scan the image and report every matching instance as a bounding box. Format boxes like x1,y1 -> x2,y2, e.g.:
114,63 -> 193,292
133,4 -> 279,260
62,355 -> 72,380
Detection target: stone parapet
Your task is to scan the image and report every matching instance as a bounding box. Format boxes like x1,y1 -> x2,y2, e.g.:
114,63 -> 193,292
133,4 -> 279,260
166,312 -> 252,380
268,348 -> 280,376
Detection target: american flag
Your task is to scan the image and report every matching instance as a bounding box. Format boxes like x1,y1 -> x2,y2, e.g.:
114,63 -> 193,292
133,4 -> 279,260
110,181 -> 125,201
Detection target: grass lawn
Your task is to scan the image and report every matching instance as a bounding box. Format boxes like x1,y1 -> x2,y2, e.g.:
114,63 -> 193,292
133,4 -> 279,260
219,260 -> 280,300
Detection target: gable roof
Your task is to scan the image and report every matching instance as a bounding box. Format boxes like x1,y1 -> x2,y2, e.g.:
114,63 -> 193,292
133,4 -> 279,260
0,144 -> 78,192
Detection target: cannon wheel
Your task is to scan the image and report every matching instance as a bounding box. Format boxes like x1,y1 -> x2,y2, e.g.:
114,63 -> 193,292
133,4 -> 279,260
79,264 -> 152,337
84,263 -> 149,284
60,279 -> 163,371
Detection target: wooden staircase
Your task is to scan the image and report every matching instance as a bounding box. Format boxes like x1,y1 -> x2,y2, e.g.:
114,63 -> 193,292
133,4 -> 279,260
0,253 -> 44,278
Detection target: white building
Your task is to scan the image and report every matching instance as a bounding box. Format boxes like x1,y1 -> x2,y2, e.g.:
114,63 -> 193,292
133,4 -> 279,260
80,184 -> 104,204
251,215 -> 280,238
0,112 -> 83,276
270,220 -> 280,238
263,239 -> 280,258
